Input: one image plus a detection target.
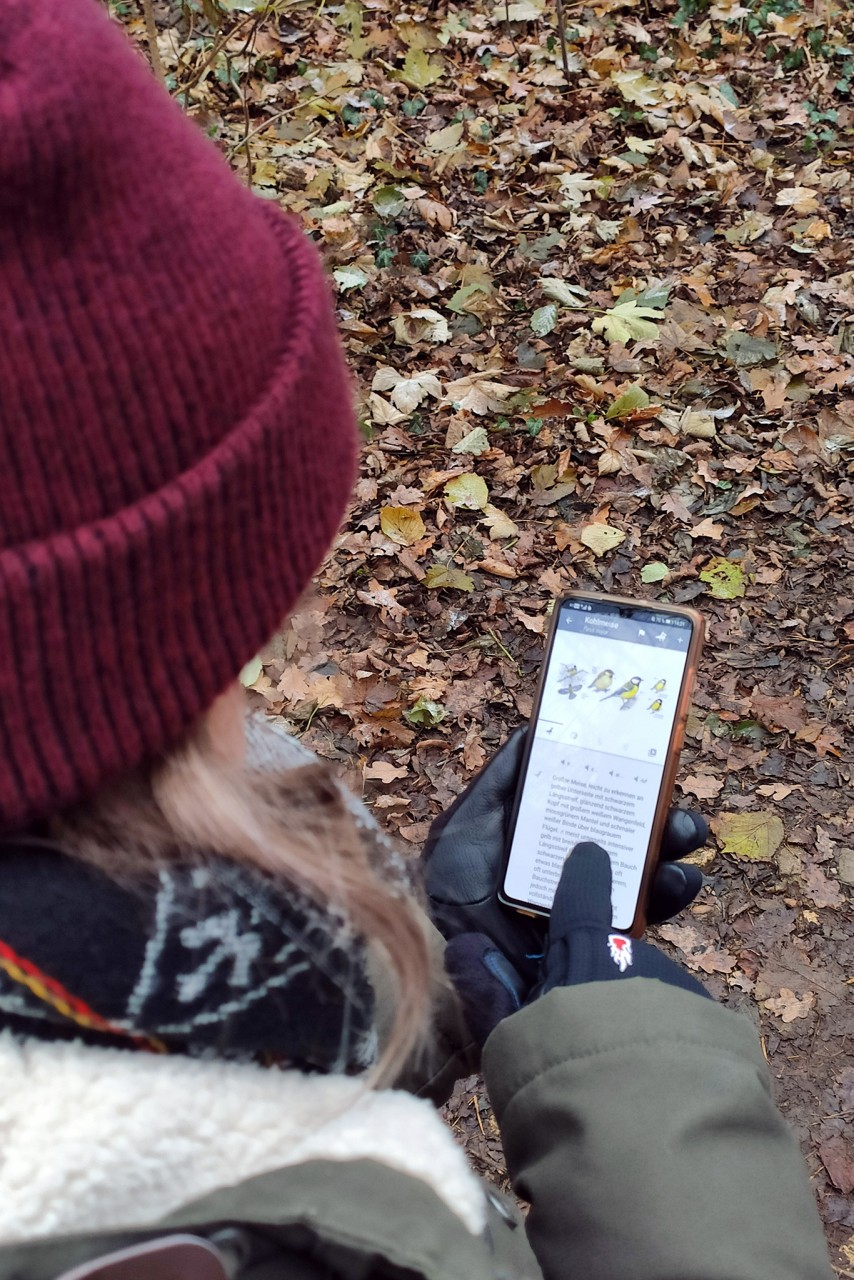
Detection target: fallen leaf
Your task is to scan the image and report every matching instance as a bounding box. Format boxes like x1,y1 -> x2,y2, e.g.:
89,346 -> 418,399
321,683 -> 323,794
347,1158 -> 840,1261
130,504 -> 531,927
775,186 -> 820,214
392,308 -> 451,346
640,561 -> 670,583
751,692 -> 808,733
364,761 -> 409,782
804,862 -> 844,910
539,278 -> 589,308
371,366 -> 441,412
451,426 -> 490,456
424,564 -> 474,591
426,121 -> 465,154
333,265 -> 368,291
712,811 -> 784,861
818,1138 -> 854,1194
531,303 -> 559,336
380,505 -> 426,547
371,185 -> 407,217
238,655 -> 263,688
689,517 -> 724,539
512,608 -> 545,633
657,923 -> 737,974
606,383 -> 650,419
442,375 -> 514,415
444,473 -> 489,510
480,503 -> 520,540
356,580 -> 406,621
403,696 -> 447,727
764,988 -> 815,1023
679,773 -> 724,800
592,300 -> 662,344
610,69 -> 663,108
580,522 -> 625,556
398,48 -> 444,89
700,557 -> 745,600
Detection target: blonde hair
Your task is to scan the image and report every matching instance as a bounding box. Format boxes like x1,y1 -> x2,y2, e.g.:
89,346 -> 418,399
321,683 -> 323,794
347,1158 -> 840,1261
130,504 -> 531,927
50,703 -> 435,1086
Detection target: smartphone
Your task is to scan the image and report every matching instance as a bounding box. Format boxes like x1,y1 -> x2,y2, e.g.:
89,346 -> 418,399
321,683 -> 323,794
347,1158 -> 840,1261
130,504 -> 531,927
500,592 -> 704,937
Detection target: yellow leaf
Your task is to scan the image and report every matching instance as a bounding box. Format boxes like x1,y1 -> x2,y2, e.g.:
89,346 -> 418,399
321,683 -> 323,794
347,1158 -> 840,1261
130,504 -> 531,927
380,505 -> 427,547
699,556 -> 745,600
426,121 -> 464,153
580,522 -> 625,556
444,473 -> 489,510
775,186 -> 820,215
238,656 -> 263,688
480,503 -> 519,540
610,70 -> 663,108
712,811 -> 784,861
424,564 -> 475,591
592,300 -> 662,344
398,48 -> 445,89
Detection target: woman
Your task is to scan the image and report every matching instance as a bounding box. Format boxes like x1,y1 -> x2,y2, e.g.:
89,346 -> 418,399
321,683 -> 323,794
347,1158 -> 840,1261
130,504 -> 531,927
0,3 -> 833,1278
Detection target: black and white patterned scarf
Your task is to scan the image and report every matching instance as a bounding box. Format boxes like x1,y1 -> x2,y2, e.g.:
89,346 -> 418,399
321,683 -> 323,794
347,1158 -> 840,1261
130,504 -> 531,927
0,717 -> 408,1074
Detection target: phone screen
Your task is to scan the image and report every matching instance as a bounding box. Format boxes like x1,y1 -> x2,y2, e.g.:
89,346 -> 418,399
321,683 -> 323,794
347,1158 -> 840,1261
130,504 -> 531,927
502,597 -> 696,932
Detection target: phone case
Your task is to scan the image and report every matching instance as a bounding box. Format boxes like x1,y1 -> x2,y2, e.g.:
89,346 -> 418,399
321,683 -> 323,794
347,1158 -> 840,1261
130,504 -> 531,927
500,591 -> 705,937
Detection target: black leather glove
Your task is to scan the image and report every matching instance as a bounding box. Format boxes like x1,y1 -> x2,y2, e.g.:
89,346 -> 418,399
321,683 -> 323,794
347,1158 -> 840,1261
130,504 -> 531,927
445,841 -> 709,1046
424,727 -> 708,984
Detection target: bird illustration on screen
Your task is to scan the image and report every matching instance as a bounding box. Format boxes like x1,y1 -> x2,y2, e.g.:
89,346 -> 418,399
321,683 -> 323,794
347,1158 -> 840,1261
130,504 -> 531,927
589,669 -> 614,691
606,676 -> 641,706
558,664 -> 584,699
653,679 -> 667,692
648,698 -> 663,713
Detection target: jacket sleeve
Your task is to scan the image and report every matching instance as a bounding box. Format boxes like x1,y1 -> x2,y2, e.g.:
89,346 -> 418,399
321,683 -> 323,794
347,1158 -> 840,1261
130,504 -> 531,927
483,979 -> 833,1280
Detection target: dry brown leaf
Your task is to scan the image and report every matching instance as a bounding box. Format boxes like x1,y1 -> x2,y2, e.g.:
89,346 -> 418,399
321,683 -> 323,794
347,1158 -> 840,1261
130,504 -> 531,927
764,988 -> 815,1022
689,517 -> 724,539
679,773 -> 724,800
818,1138 -> 854,1194
751,692 -> 808,733
513,608 -> 546,634
657,923 -> 737,974
364,761 -> 409,783
804,862 -> 844,910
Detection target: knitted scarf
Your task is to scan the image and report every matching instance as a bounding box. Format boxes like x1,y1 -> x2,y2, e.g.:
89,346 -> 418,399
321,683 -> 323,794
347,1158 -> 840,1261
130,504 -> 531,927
0,717 -> 408,1074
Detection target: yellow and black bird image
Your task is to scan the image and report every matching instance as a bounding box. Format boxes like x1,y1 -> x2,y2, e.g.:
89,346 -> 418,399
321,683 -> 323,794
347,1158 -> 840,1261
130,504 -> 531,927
606,676 -> 641,706
558,664 -> 583,699
653,679 -> 667,692
648,698 -> 663,714
589,669 -> 614,692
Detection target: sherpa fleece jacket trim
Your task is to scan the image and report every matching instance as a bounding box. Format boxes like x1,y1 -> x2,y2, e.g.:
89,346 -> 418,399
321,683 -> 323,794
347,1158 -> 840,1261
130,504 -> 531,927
0,1032 -> 486,1244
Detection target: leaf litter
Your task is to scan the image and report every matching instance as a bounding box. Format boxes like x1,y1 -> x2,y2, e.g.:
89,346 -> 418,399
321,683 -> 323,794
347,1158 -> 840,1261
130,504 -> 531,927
127,0 -> 852,1260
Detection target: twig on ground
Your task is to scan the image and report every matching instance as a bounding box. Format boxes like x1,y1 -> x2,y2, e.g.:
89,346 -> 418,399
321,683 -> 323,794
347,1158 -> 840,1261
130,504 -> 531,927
140,0 -> 166,86
554,0 -> 572,87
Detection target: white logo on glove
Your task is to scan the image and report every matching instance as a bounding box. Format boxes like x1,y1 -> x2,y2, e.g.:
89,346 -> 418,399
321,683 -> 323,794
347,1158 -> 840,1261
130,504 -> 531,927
607,934 -> 633,972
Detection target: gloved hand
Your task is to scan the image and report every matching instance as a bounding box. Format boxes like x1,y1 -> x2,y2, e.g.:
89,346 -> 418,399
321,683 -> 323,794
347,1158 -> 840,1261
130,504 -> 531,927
445,841 -> 709,1046
423,727 -> 708,984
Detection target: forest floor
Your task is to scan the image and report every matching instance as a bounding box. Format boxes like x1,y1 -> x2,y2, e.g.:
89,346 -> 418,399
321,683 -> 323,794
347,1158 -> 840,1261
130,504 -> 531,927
124,0 -> 852,1267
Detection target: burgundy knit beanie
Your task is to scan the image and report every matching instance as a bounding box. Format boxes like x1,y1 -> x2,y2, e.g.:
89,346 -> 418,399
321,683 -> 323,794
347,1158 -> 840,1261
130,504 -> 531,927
0,0 -> 358,832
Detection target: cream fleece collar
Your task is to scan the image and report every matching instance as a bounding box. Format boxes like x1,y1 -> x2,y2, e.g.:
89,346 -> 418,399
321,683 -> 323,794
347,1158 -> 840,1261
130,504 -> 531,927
0,1033 -> 486,1245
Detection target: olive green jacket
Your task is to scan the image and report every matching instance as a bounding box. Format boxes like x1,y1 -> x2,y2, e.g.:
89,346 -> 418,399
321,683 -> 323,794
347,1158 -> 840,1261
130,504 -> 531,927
0,981 -> 832,1280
